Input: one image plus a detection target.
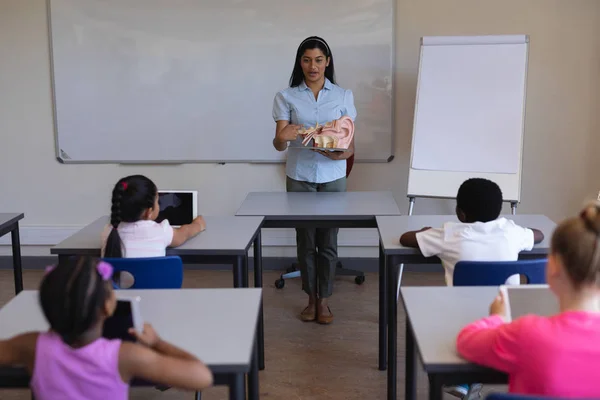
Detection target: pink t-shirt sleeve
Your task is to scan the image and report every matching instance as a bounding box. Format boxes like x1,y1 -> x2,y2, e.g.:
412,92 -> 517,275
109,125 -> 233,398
415,228 -> 445,257
456,314 -> 524,374
159,220 -> 174,247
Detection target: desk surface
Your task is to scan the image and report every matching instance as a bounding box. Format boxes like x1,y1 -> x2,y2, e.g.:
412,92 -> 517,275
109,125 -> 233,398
235,191 -> 401,219
401,286 -> 504,373
0,289 -> 261,373
0,213 -> 24,233
377,214 -> 555,255
51,216 -> 264,256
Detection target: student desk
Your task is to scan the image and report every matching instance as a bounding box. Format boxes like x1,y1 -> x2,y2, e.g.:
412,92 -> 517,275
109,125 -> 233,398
401,286 -> 509,400
236,191 -> 401,371
50,215 -> 267,371
0,288 -> 262,400
377,214 -> 556,400
0,213 -> 24,294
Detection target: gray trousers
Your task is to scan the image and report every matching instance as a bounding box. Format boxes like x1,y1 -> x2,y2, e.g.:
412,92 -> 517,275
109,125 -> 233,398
286,176 -> 347,298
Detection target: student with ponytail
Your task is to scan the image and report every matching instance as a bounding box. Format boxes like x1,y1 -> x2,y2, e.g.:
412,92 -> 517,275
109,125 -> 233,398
456,203 -> 600,397
102,175 -> 206,258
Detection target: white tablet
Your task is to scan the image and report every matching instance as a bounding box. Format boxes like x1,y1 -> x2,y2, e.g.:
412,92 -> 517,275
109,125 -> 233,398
499,284 -> 558,322
102,295 -> 144,341
157,190 -> 198,227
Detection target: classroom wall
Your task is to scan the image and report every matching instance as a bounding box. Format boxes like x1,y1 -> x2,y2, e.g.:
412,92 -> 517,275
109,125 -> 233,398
1,0 -> 599,256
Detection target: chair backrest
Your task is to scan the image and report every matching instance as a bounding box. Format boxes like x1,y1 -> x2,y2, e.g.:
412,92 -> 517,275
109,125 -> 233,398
346,154 -> 354,177
453,259 -> 547,286
486,393 -> 573,400
102,256 -> 183,289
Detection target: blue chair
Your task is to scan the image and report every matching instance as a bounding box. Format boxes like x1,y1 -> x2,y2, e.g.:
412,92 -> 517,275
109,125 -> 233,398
486,394 -> 575,400
454,259 -> 547,286
102,256 -> 183,289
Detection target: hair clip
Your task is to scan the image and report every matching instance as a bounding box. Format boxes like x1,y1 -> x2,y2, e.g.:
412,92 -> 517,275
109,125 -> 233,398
43,262 -> 113,281
96,261 -> 113,281
121,182 -> 128,190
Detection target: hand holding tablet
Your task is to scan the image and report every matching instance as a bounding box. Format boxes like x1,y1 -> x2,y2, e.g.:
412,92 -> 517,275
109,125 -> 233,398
102,295 -> 144,341
128,323 -> 160,348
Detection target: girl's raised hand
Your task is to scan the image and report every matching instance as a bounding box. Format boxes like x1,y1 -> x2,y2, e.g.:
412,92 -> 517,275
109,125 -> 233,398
129,323 -> 160,348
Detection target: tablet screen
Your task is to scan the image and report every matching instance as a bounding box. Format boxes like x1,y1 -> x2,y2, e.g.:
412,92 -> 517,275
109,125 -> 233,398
157,192 -> 195,226
503,285 -> 559,321
102,300 -> 136,342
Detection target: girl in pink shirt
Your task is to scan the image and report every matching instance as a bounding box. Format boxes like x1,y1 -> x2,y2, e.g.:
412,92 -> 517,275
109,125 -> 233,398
0,256 -> 213,400
457,203 -> 600,398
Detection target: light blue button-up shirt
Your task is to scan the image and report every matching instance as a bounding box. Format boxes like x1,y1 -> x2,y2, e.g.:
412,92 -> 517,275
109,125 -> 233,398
272,79 -> 357,184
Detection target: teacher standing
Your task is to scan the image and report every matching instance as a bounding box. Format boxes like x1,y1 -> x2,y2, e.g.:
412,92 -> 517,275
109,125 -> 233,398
272,36 -> 357,324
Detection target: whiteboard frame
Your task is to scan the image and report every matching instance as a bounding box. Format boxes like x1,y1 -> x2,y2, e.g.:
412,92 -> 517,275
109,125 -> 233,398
406,35 -> 530,203
46,0 -> 396,165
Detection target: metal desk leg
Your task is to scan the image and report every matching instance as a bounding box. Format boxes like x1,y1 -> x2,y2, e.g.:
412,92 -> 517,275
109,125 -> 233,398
11,225 -> 23,294
229,374 -> 245,400
387,258 -> 398,400
253,231 -> 265,371
247,329 -> 260,400
243,255 -> 249,288
405,319 -> 417,400
378,241 -> 387,371
233,256 -> 243,288
428,374 -> 443,400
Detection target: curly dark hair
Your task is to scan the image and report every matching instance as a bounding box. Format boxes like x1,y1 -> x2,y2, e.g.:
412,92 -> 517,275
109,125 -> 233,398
456,178 -> 503,223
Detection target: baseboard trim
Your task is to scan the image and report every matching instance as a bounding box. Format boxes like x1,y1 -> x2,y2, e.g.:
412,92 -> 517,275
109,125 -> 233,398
0,256 -> 443,274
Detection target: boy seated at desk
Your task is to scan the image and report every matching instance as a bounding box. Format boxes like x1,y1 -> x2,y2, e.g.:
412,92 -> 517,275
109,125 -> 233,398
399,178 -> 544,286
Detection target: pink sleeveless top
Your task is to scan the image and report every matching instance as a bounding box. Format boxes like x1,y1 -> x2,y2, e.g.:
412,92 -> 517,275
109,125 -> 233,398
31,332 -> 129,400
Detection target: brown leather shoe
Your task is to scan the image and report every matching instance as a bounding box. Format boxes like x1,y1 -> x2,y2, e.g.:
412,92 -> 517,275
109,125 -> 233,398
317,306 -> 334,324
300,305 -> 316,322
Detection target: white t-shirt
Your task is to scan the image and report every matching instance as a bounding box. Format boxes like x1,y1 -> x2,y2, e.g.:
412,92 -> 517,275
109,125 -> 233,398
101,220 -> 174,258
415,217 -> 535,286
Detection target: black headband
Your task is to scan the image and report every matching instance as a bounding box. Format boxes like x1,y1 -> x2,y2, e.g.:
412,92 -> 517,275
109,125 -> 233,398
300,37 -> 330,56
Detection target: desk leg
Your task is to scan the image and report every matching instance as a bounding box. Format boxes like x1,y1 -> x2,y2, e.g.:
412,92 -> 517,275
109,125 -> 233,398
405,319 -> 417,400
378,241 -> 387,371
233,256 -> 243,288
11,225 -> 23,294
253,231 -> 265,371
428,374 -> 443,400
247,329 -> 260,400
243,255 -> 249,288
229,374 -> 245,400
387,258 -> 397,400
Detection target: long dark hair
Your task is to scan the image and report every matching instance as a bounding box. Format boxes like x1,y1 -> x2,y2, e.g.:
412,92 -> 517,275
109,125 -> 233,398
289,36 -> 336,88
40,256 -> 110,345
104,175 -> 157,258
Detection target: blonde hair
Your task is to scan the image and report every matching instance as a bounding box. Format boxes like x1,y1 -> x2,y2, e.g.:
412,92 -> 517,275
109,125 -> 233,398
551,203 -> 600,288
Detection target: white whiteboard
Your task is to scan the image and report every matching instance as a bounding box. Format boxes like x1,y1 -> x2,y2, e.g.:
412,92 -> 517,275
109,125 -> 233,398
48,0 -> 394,163
407,35 -> 529,202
